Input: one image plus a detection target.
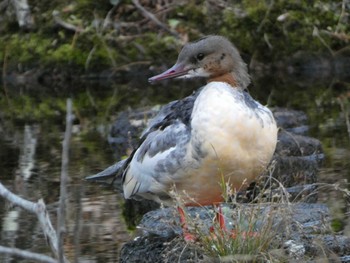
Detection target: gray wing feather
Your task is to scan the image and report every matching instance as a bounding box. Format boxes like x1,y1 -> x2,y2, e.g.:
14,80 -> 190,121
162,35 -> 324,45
85,159 -> 127,181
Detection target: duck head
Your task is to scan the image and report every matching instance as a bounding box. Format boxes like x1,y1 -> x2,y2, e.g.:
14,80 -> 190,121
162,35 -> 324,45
149,35 -> 250,89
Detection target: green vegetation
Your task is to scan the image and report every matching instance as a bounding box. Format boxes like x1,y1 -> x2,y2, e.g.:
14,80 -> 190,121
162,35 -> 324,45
0,1 -> 349,72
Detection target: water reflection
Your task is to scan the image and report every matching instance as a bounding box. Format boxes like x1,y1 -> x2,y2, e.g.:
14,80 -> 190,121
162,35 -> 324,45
0,114 -> 131,262
19,125 -> 39,180
0,65 -> 349,262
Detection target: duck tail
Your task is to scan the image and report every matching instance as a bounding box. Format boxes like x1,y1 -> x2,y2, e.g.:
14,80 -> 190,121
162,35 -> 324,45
85,159 -> 126,181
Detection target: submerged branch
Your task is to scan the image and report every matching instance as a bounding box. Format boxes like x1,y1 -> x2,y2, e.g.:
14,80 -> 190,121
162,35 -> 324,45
0,100 -> 75,263
0,183 -> 64,262
0,246 -> 57,263
57,98 -> 74,263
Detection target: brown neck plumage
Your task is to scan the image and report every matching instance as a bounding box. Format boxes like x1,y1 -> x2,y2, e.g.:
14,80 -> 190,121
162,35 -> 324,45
208,72 -> 238,88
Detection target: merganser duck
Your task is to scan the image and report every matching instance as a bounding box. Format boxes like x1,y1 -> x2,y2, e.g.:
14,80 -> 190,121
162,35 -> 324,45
87,35 -> 278,240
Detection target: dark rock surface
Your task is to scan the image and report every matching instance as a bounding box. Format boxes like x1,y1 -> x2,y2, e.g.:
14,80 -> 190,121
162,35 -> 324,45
121,203 -> 350,262
120,204 -> 350,262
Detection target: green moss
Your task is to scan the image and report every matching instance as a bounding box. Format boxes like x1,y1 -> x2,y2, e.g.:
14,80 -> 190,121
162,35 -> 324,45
0,1 -> 349,71
331,218 -> 344,232
0,95 -> 65,121
46,43 -> 87,66
2,34 -> 51,64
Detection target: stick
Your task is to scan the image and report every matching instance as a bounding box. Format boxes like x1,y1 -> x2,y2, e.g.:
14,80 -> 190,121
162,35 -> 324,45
0,101 -> 73,263
57,98 -> 74,263
0,246 -> 57,263
0,183 -> 59,262
131,0 -> 179,38
52,10 -> 83,33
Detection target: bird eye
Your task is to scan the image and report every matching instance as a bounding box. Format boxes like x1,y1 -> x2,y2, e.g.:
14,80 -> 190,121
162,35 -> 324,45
196,53 -> 205,61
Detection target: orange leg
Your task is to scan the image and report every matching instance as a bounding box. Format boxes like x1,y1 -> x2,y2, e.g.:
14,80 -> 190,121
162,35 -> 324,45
177,207 -> 196,242
210,204 -> 227,234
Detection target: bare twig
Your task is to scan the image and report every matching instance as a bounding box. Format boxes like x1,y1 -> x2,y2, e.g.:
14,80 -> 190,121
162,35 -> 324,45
0,183 -> 60,262
0,102 -> 73,263
85,46 -> 96,70
313,26 -> 334,55
52,10 -> 83,33
92,12 -> 118,68
2,45 -> 11,110
257,0 -> 274,33
131,0 -> 179,38
0,246 -> 57,263
57,99 -> 74,263
0,183 -> 40,213
103,3 -> 120,30
335,0 -> 347,33
338,96 -> 350,142
320,30 -> 350,41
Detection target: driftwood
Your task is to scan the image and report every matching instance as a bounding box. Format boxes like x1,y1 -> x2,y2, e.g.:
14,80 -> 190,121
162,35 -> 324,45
0,245 -> 57,263
57,98 -> 73,263
0,99 -> 73,263
0,184 -> 60,263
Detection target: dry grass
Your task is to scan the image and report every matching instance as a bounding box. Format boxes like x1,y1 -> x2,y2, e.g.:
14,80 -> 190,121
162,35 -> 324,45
168,162 -> 350,262
170,182 -> 292,261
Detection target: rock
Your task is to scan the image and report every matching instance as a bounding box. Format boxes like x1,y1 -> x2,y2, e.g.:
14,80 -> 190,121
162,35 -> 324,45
138,203 -> 330,238
120,203 -> 350,262
272,108 -> 308,133
283,240 -> 306,259
120,234 -> 206,263
120,233 -> 179,263
275,130 -> 323,156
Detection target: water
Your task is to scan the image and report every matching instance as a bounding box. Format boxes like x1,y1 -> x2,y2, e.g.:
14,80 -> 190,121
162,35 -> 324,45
0,66 -> 349,262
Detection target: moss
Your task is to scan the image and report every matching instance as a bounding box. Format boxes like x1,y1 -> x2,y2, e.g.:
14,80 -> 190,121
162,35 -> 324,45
2,34 -> 51,64
142,34 -> 179,62
0,1 -> 349,71
172,1 -> 207,30
331,218 -> 344,232
46,43 -> 87,66
0,95 -> 63,121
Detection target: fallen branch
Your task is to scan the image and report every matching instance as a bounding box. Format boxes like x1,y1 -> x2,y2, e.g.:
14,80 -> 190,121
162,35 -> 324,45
57,99 -> 73,263
0,246 -> 57,263
52,10 -> 83,33
131,0 -> 179,38
0,183 -> 60,262
320,29 -> 350,41
0,100 -> 74,263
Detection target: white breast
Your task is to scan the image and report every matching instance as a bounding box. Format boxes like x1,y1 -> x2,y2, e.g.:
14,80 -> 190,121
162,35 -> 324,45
190,82 -> 277,181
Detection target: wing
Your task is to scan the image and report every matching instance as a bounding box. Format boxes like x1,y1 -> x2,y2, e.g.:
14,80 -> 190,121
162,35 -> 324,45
122,91 -> 199,200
